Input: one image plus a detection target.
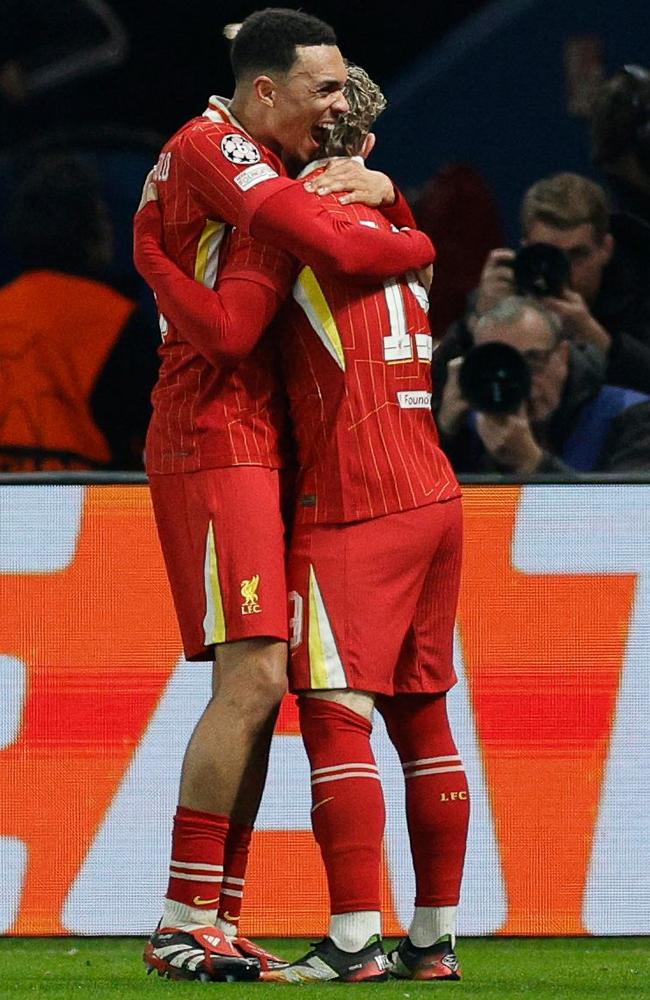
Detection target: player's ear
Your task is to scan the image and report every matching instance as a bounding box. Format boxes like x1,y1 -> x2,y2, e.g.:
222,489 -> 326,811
254,74 -> 276,107
359,132 -> 376,160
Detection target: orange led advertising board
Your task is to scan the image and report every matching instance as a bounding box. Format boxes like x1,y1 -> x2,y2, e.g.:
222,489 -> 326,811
1,484 -> 648,936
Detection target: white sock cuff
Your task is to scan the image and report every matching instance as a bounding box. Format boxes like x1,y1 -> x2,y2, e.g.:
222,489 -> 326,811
329,910 -> 381,952
162,896 -> 218,930
409,905 -> 457,948
214,916 -> 238,938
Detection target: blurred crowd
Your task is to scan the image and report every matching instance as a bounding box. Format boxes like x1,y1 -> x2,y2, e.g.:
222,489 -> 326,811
1,47 -> 650,475
418,65 -> 650,477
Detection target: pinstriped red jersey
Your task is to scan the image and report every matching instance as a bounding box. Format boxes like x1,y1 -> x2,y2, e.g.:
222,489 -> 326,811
145,97 -> 295,474
279,165 -> 460,525
143,97 -> 433,475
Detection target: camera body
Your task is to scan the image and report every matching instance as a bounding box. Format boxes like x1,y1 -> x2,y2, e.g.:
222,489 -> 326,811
455,243 -> 569,416
511,242 -> 570,298
458,342 -> 532,415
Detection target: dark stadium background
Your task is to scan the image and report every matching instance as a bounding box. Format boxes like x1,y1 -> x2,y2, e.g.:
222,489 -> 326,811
63,1 -> 486,138
0,1 -> 484,146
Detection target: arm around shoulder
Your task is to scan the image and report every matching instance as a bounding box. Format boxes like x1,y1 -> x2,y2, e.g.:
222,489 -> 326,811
239,179 -> 434,281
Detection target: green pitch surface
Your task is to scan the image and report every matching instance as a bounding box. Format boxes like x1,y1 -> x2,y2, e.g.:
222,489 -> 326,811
1,937 -> 649,999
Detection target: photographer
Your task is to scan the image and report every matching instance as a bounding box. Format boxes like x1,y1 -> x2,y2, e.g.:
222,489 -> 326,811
434,172 -> 650,401
438,296 -> 650,475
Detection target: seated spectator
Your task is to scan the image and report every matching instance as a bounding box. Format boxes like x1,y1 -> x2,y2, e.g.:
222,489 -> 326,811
0,154 -> 158,471
434,172 -> 650,397
437,296 -> 650,475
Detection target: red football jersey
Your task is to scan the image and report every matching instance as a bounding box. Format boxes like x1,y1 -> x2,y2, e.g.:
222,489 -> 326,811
279,164 -> 460,524
144,97 -> 294,474
143,97 -> 436,475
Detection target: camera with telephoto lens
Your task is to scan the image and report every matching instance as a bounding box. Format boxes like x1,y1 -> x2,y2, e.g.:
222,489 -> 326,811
511,242 -> 571,297
458,342 -> 532,415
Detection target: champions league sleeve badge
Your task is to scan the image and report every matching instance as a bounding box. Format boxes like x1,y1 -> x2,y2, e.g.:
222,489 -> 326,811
220,133 -> 261,165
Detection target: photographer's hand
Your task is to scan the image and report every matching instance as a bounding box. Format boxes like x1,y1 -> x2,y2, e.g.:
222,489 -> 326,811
437,357 -> 470,437
476,406 -> 543,473
471,248 -> 517,326
545,290 -> 612,356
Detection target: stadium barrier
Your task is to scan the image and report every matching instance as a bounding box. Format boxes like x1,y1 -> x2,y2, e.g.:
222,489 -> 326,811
1,479 -> 649,936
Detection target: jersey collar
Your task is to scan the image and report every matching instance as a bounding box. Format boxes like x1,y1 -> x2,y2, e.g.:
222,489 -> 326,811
203,95 -> 249,136
296,154 -> 363,180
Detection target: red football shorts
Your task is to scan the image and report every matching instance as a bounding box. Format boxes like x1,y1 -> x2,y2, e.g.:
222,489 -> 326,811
149,467 -> 289,660
287,497 -> 462,695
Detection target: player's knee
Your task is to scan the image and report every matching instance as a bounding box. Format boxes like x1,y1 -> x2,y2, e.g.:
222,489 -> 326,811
216,637 -> 288,716
245,660 -> 287,711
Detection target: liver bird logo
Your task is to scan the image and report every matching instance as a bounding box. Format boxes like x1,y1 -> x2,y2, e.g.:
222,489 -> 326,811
240,575 -> 261,614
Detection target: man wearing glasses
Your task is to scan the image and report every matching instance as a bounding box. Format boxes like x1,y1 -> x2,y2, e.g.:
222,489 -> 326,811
437,295 -> 650,475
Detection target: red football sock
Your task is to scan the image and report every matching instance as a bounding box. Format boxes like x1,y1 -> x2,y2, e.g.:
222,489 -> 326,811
378,693 -> 469,907
298,696 -> 385,914
217,820 -> 253,928
166,805 -> 229,911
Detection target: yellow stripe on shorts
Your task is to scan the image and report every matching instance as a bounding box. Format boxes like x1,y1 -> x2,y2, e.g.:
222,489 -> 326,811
308,565 -> 346,689
203,521 -> 226,645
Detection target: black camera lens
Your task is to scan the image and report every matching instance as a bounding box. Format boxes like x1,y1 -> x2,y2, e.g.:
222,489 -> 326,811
512,242 -> 571,297
458,342 -> 532,415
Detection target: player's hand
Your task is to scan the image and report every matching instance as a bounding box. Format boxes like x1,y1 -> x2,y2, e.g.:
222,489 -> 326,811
473,248 -> 517,320
545,289 -> 612,355
475,405 -> 543,473
437,357 -> 470,437
137,169 -> 158,213
305,158 -> 395,207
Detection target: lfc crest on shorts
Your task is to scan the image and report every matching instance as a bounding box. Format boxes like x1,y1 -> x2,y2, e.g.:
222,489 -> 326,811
240,575 -> 261,614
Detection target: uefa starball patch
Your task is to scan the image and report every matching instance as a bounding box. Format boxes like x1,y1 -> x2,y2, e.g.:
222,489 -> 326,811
220,133 -> 261,165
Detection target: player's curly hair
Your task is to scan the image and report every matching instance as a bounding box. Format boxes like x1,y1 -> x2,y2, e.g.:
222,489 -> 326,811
323,63 -> 388,158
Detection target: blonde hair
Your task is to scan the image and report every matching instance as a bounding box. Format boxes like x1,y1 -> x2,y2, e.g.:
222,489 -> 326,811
223,22 -> 242,41
323,63 -> 387,157
521,172 -> 610,242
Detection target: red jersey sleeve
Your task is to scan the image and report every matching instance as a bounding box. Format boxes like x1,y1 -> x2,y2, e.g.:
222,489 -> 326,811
238,181 -> 435,281
381,185 -> 417,230
134,202 -> 296,363
166,121 -> 433,281
169,122 -> 289,225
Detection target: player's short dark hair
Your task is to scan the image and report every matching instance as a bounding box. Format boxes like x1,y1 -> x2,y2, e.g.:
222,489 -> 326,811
7,154 -> 111,275
230,7 -> 337,80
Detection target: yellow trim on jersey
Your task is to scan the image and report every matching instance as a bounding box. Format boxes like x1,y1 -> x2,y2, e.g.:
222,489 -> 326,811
203,522 -> 226,645
195,221 -> 225,288
293,267 -> 346,370
308,565 -> 346,688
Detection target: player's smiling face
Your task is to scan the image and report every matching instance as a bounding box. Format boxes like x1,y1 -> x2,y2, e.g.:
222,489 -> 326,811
271,45 -> 348,165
